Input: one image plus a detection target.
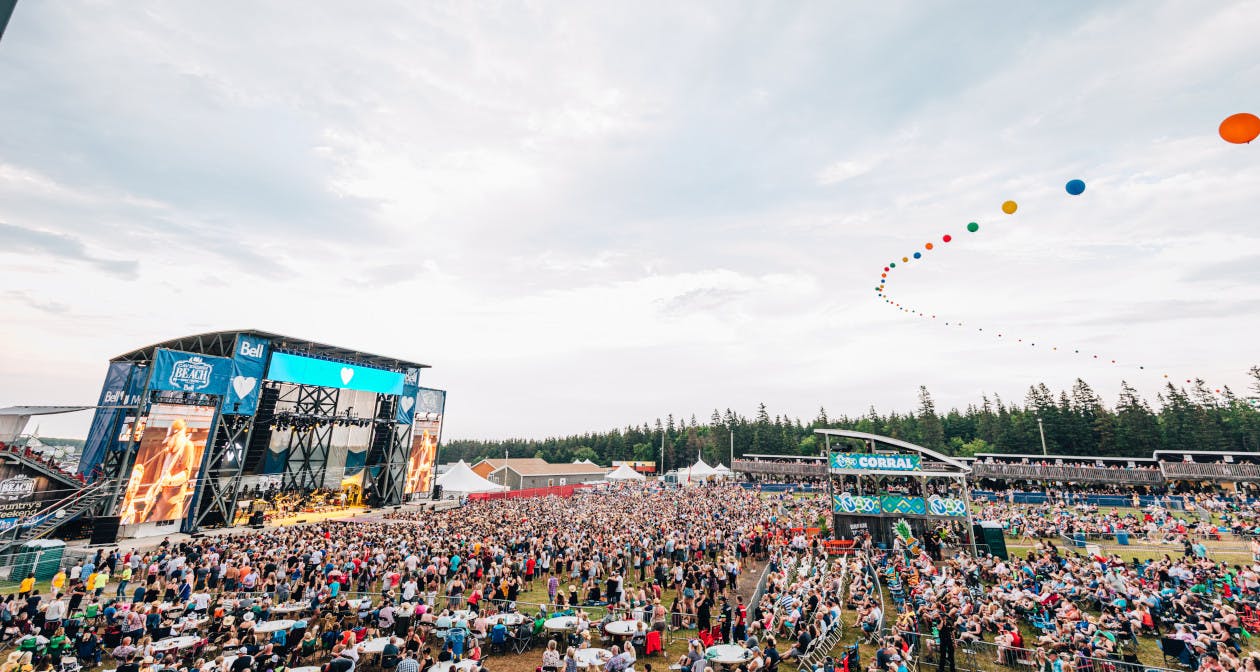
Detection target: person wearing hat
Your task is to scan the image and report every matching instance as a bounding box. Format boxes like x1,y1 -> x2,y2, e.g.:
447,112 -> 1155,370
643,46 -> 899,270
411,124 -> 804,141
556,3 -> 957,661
1035,649 -> 1063,672
230,648 -> 253,672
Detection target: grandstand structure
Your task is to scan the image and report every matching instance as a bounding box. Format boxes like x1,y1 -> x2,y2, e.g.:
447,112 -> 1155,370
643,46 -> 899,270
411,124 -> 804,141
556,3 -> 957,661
736,448 -> 1260,493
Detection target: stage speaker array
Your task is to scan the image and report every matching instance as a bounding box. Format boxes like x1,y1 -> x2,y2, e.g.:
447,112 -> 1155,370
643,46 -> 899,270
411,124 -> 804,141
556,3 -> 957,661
89,516 -> 121,546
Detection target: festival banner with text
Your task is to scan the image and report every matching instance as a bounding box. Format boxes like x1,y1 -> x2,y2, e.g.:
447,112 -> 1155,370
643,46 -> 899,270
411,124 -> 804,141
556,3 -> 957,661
151,349 -> 233,396
224,334 -> 270,415
829,453 -> 921,471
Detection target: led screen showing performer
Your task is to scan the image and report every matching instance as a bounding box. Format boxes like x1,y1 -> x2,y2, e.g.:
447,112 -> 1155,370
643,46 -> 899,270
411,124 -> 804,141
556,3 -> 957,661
118,404 -> 214,525
405,388 -> 445,494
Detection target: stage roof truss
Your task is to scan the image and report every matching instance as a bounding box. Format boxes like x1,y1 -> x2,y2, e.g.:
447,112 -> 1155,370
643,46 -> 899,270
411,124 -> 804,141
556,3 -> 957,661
111,330 -> 428,373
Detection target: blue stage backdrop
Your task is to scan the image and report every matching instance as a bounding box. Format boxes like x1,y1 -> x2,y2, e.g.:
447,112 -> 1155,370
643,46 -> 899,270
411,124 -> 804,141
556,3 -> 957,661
224,334 -> 270,415
151,348 -> 233,395
79,361 -> 147,475
396,368 -> 421,425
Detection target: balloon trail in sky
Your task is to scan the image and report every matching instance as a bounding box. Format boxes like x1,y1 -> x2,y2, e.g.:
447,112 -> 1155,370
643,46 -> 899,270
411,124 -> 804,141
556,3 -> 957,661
873,156 -> 1249,399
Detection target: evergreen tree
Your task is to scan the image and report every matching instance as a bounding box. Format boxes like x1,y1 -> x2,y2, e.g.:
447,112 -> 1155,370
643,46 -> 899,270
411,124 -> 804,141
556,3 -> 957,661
916,386 -> 945,451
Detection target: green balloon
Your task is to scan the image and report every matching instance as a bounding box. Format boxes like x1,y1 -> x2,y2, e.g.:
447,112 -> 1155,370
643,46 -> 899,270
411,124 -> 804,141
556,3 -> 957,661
967,222 -> 979,233
890,262 -> 896,268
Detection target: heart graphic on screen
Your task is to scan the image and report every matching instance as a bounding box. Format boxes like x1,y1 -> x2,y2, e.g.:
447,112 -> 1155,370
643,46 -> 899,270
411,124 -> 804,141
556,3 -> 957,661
400,396 -> 414,412
232,376 -> 257,399
340,367 -> 354,385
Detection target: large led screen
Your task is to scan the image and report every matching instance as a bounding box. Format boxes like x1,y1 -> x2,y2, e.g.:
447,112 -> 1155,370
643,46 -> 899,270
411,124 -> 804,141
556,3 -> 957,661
118,404 -> 215,525
266,352 -> 405,395
405,388 -> 445,494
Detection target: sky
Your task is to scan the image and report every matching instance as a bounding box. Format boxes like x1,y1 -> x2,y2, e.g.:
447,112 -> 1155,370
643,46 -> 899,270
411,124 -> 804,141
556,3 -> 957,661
2,1 -> 1259,442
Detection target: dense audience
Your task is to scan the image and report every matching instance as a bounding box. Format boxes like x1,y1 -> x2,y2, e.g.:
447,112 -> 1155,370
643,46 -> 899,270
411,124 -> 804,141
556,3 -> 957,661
9,472 -> 1260,672
865,508 -> 1260,672
2,484 -> 826,672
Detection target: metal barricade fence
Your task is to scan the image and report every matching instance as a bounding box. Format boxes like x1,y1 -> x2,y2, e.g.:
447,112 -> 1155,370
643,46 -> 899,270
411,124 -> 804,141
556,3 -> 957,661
893,631 -> 1182,672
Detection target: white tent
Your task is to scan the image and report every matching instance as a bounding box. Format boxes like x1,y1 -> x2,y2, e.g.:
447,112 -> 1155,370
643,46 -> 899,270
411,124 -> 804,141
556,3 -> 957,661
713,464 -> 734,480
605,464 -> 646,481
688,457 -> 718,478
436,460 -> 508,496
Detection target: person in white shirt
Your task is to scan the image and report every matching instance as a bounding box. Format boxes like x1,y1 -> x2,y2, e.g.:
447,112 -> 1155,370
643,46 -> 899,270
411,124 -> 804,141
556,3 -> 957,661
45,598 -> 67,622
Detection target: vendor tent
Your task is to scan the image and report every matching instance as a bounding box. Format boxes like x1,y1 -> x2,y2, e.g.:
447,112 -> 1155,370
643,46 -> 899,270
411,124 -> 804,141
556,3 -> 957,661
436,460 -> 508,496
605,464 -> 646,481
688,457 -> 717,478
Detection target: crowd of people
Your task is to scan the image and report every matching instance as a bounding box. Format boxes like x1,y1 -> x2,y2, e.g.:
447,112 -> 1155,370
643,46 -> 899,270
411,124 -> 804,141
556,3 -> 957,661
7,471 -> 1260,672
863,505 -> 1260,672
1,484 -> 827,672
0,442 -> 85,483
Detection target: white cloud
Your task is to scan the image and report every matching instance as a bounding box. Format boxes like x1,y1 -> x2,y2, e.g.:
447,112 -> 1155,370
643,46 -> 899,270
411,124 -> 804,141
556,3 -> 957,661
2,1 -> 1259,441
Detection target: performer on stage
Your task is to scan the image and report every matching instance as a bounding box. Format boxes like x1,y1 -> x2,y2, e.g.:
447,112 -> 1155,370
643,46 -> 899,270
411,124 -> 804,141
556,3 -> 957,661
124,417 -> 199,524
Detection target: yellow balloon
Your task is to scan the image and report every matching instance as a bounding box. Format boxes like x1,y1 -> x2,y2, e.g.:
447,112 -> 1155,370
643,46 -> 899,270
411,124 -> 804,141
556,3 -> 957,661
1001,200 -> 1017,215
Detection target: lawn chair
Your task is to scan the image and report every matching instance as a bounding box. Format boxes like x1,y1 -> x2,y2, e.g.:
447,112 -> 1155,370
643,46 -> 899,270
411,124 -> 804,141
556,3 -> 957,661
644,631 -> 662,657
509,628 -> 532,655
1159,637 -> 1191,669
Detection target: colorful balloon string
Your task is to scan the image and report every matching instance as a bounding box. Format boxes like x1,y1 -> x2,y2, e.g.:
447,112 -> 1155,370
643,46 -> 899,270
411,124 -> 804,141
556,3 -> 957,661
874,187 -> 1234,397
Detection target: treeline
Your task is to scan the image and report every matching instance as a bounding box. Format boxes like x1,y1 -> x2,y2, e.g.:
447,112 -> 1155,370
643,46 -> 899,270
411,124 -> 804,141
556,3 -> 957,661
441,368 -> 1260,472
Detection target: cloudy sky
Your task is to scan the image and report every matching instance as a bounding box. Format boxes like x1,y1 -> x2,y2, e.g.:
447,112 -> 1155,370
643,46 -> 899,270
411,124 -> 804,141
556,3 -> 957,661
2,1 -> 1259,441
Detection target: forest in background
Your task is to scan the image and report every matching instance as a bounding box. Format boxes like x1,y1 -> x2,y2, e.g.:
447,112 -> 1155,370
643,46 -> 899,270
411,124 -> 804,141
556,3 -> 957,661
442,368 -> 1260,471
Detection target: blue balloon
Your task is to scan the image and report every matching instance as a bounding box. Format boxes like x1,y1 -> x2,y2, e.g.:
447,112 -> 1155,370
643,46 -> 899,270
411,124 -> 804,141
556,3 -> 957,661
913,252 -> 922,259
1065,179 -> 1086,195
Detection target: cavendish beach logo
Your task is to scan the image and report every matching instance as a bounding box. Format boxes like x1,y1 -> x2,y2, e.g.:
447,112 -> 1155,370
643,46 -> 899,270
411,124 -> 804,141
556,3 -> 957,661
0,475 -> 36,501
169,356 -> 214,391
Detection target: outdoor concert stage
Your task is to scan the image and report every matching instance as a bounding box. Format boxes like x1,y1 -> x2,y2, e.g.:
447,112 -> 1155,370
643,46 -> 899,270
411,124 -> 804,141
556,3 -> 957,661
75,330 -> 448,541
815,429 -> 977,554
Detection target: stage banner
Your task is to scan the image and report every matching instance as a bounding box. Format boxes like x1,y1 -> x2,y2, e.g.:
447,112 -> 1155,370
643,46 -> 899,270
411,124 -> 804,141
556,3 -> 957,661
344,447 -> 367,475
830,453 -> 921,472
225,334 -> 270,415
118,404 -> 216,525
395,368 -> 420,426
267,352 -> 405,395
405,388 -> 445,494
262,443 -> 288,475
927,495 -> 968,517
881,495 -> 928,516
833,514 -> 874,540
832,492 -> 880,514
0,461 -> 66,532
151,349 -> 233,395
79,361 -> 146,475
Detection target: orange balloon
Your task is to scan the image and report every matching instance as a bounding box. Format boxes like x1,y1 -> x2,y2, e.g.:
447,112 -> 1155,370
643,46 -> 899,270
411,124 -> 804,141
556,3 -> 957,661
925,242 -> 934,250
1220,113 -> 1260,144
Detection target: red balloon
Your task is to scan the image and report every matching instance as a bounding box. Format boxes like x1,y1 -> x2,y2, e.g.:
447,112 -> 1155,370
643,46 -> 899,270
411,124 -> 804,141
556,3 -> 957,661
1220,113 -> 1260,144
942,234 -> 952,242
